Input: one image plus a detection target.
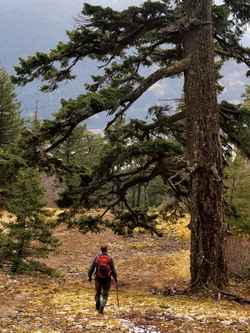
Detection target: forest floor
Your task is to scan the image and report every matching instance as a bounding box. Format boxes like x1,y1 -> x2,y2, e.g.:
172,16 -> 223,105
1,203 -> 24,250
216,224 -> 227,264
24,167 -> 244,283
0,212 -> 249,333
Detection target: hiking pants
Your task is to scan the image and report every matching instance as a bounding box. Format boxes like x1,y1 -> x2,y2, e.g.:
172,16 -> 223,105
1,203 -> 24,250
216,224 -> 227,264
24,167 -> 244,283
95,276 -> 111,300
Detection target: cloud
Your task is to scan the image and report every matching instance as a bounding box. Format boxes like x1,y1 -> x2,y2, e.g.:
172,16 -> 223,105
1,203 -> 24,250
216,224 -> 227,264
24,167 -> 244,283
229,80 -> 245,87
92,114 -> 101,119
228,99 -> 241,105
221,63 -> 248,87
148,81 -> 167,97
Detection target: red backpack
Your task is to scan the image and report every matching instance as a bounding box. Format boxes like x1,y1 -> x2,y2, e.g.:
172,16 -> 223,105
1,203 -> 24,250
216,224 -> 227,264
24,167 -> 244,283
96,255 -> 111,278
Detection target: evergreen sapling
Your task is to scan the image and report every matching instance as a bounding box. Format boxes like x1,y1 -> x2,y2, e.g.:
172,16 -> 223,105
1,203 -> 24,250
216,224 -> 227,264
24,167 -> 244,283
0,167 -> 60,276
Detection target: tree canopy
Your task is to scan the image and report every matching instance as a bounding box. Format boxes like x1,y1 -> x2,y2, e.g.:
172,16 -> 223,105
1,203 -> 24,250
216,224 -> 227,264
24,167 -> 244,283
12,0 -> 250,222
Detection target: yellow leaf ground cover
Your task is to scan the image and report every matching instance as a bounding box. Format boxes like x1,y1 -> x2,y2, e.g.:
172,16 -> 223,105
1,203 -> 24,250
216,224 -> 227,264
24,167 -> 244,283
0,212 -> 249,332
0,279 -> 249,332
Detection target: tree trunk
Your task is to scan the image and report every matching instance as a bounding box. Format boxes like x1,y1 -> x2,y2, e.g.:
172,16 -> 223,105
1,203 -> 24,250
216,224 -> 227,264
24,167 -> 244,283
144,183 -> 148,207
132,187 -> 136,208
137,184 -> 141,207
183,0 -> 228,289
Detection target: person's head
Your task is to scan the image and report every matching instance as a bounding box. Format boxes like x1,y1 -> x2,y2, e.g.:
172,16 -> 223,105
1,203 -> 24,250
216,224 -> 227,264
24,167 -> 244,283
101,244 -> 108,253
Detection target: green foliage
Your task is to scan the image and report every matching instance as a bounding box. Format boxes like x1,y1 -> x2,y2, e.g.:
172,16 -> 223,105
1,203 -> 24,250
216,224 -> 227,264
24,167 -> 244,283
220,101 -> 250,159
0,65 -> 26,207
56,168 -> 93,209
223,0 -> 250,27
10,1 -> 250,238
159,199 -> 186,221
0,66 -> 24,148
242,84 -> 250,108
0,146 -> 27,208
106,208 -> 162,237
224,151 -> 250,234
221,85 -> 250,235
126,176 -> 169,209
146,177 -> 168,207
56,116 -> 188,235
54,125 -> 104,209
0,167 -> 60,275
53,124 -> 104,167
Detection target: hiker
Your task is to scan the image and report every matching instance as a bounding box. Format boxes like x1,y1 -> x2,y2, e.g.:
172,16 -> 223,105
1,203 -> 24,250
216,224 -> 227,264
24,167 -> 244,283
88,244 -> 118,314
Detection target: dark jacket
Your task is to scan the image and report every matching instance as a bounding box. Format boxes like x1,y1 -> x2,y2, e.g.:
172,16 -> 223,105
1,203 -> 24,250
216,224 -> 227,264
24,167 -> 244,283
88,253 -> 118,281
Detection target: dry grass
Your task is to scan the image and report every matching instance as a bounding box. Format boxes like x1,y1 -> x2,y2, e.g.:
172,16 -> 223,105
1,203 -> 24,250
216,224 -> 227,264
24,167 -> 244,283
0,211 -> 249,332
0,278 -> 249,332
226,235 -> 250,280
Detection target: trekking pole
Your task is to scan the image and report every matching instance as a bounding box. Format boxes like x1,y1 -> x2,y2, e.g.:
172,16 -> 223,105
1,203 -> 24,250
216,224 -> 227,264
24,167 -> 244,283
115,281 -> 120,308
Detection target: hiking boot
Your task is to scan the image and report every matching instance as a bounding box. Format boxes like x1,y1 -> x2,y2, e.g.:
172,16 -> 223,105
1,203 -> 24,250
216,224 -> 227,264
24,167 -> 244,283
98,306 -> 104,314
98,298 -> 107,314
95,301 -> 100,310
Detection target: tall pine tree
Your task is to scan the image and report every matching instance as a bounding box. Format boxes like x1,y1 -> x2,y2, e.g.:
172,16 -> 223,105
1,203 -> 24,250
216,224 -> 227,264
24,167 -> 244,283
0,66 -> 25,207
12,0 -> 250,290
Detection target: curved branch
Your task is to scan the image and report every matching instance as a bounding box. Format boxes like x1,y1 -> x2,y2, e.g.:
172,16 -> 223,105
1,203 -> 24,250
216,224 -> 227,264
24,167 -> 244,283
106,101 -> 134,129
45,123 -> 77,152
120,57 -> 191,105
122,197 -> 163,237
131,110 -> 185,132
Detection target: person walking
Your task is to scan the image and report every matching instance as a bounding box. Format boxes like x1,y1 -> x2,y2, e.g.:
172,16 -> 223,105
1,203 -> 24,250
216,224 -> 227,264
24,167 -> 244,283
88,244 -> 118,314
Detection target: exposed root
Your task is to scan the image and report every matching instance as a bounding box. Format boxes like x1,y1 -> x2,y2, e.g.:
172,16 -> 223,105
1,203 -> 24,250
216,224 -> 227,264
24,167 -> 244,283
215,289 -> 250,304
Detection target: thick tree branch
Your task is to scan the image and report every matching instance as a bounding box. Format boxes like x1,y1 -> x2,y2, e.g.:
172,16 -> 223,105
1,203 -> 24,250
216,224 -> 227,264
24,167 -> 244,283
131,110 -> 185,132
120,57 -> 191,105
215,47 -> 250,67
106,101 -> 134,129
45,123 -> 77,153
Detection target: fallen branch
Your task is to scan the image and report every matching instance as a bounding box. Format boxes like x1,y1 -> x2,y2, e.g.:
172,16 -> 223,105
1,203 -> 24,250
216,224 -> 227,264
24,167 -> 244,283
216,289 -> 250,305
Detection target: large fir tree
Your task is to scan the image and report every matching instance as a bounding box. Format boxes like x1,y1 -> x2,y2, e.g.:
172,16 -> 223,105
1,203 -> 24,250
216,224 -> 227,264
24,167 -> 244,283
12,0 -> 250,290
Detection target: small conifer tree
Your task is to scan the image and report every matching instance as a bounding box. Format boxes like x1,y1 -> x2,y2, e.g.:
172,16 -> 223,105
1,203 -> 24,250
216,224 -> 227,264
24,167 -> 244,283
0,167 -> 60,276
0,66 -> 25,207
0,66 -> 24,148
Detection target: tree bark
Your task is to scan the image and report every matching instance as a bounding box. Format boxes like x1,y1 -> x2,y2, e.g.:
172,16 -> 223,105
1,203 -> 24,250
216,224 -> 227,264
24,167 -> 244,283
183,0 -> 228,289
137,184 -> 141,207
